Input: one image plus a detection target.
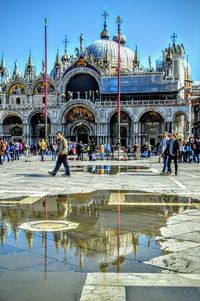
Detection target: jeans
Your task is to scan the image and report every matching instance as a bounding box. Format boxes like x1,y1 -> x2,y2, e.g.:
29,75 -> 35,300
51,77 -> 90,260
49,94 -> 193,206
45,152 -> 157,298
100,153 -> 105,160
40,150 -> 45,161
14,150 -> 19,160
52,151 -> 56,161
168,155 -> 178,174
3,152 -> 11,162
162,155 -> 168,173
52,154 -> 70,175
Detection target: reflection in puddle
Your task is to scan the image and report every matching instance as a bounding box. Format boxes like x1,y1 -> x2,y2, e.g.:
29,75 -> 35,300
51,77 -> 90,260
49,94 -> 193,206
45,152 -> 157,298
0,190 -> 199,277
87,165 -> 150,175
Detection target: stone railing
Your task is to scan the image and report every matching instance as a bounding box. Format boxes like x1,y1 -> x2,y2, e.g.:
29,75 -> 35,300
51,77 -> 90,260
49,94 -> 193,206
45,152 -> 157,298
95,98 -> 190,107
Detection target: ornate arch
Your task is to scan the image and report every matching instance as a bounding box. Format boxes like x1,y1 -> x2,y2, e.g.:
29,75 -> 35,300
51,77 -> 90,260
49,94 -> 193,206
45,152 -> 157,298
59,100 -> 99,124
1,111 -> 23,124
173,110 -> 189,122
7,81 -> 28,95
60,68 -> 101,95
107,108 -> 133,123
27,109 -> 52,124
70,119 -> 95,136
32,78 -> 56,95
136,108 -> 166,123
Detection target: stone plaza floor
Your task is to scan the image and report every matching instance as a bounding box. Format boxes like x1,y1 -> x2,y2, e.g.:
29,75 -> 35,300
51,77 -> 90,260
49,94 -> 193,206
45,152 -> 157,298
0,155 -> 200,301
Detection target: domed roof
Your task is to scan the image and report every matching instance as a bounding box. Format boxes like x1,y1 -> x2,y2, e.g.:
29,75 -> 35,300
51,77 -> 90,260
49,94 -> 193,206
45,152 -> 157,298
87,39 -> 134,71
183,59 -> 192,81
113,34 -> 126,45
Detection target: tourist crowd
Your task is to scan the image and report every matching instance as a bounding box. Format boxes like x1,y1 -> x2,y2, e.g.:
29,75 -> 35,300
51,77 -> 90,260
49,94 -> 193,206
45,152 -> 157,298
0,135 -> 200,167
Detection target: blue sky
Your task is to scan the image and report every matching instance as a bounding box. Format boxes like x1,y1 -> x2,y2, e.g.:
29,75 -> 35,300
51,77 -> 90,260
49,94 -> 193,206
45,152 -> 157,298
1,0 -> 200,79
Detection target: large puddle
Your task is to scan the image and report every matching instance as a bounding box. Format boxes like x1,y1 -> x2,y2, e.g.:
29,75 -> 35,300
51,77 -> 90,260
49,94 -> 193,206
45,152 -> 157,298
87,165 -> 151,175
70,164 -> 151,175
0,191 -> 199,274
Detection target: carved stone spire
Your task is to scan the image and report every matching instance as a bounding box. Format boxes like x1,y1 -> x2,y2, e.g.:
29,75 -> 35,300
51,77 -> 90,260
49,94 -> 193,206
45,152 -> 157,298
12,60 -> 20,79
1,54 -> 6,71
24,52 -> 35,82
28,51 -> 33,67
133,45 -> 140,72
54,50 -> 61,81
55,50 -> 61,67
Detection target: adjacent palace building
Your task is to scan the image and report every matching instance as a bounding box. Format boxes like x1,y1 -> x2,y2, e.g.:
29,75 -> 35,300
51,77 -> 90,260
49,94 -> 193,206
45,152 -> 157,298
0,13 -> 195,146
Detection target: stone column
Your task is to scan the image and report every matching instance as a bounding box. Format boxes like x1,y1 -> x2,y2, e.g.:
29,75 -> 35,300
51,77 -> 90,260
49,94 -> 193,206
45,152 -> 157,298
0,123 -> 3,135
134,122 -> 139,144
92,91 -> 95,102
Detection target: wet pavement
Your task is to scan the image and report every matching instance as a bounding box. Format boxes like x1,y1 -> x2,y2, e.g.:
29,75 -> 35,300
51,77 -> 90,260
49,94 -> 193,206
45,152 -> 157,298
0,156 -> 200,300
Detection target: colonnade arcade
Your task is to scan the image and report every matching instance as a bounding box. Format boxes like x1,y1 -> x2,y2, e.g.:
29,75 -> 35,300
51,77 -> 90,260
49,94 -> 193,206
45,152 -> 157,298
0,109 -> 189,146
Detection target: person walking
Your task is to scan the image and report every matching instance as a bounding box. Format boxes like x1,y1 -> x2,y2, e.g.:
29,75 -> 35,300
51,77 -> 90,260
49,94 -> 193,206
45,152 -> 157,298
167,133 -> 180,175
158,132 -> 169,175
48,131 -> 70,177
13,140 -> 20,160
2,141 -> 11,162
100,142 -> 105,160
76,141 -> 84,161
51,142 -> 57,161
0,138 -> 4,165
23,141 -> 30,162
39,138 -> 47,161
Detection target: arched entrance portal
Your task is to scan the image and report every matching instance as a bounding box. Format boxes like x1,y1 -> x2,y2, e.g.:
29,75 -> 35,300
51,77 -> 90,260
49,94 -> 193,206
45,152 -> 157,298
30,113 -> 50,142
76,125 -> 89,144
64,106 -> 95,142
110,112 -> 131,147
3,115 -> 23,140
139,111 -> 164,146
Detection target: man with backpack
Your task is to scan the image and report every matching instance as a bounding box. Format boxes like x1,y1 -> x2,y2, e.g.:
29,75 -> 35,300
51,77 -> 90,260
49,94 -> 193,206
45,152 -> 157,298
48,131 -> 70,177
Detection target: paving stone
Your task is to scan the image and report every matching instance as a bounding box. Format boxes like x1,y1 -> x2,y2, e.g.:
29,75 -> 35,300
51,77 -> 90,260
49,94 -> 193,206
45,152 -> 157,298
160,222 -> 200,238
167,213 -> 200,225
126,286 -> 200,301
85,272 -> 200,287
179,246 -> 200,258
80,285 -> 126,301
159,238 -> 200,252
174,231 -> 200,243
144,253 -> 200,273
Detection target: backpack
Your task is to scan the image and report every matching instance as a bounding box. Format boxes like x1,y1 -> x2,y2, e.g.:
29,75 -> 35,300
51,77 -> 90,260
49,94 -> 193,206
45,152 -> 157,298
10,145 -> 15,152
1,143 -> 6,152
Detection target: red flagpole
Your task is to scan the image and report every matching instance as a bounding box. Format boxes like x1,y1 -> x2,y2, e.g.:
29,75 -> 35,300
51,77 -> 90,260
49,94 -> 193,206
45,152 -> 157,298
117,16 -> 121,158
44,18 -> 48,141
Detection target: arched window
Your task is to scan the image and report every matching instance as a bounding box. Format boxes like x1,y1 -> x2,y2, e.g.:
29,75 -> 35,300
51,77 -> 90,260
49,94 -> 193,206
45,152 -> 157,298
16,97 -> 21,105
66,73 -> 99,100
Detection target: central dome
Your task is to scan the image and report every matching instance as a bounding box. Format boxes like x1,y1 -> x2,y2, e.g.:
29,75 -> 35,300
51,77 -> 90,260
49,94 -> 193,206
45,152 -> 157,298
87,39 -> 134,71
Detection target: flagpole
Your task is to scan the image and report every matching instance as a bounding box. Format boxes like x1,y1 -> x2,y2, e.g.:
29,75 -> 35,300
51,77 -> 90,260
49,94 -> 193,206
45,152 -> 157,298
117,16 -> 121,160
44,18 -> 48,142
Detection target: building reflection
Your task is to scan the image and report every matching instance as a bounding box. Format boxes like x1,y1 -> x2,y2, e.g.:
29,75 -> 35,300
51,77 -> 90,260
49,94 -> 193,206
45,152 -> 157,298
0,191 -> 197,272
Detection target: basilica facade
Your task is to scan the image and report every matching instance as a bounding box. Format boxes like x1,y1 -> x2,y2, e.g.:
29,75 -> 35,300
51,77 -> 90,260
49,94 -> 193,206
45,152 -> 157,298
0,15 -> 193,146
